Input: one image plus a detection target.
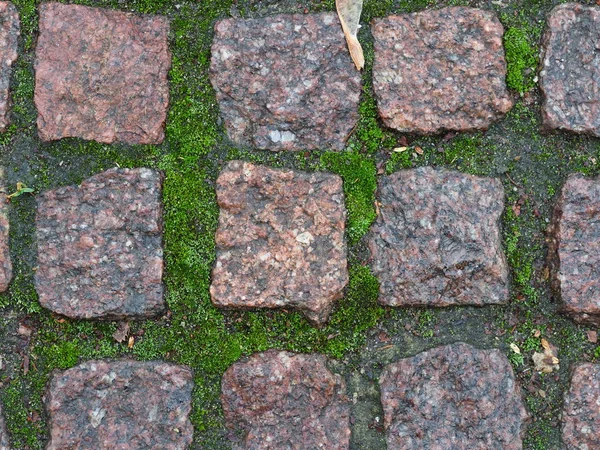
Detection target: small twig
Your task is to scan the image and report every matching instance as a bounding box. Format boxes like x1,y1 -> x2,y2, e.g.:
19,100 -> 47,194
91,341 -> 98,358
505,173 -> 522,189
344,121 -> 360,143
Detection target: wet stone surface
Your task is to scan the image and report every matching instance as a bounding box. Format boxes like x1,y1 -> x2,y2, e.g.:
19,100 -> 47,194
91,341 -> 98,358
0,2 -> 18,132
0,401 -> 9,450
35,168 -> 164,320
221,350 -> 351,450
368,167 -> 508,307
34,2 -> 171,144
210,160 -> 348,325
372,7 -> 512,134
549,173 -> 600,326
45,360 -> 193,450
0,168 -> 11,292
540,3 -> 600,136
380,342 -> 529,449
210,13 -> 361,151
562,363 -> 600,450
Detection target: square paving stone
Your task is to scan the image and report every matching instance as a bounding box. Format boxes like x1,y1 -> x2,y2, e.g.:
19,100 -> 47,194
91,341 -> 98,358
34,3 -> 171,144
367,167 -> 508,307
45,360 -> 193,450
380,343 -> 529,449
540,4 -> 600,136
221,350 -> 350,449
562,363 -> 600,450
0,2 -> 18,132
35,168 -> 164,320
0,168 -> 11,293
210,13 -> 361,151
0,402 -> 9,450
371,7 -> 513,134
549,173 -> 600,326
210,161 -> 348,326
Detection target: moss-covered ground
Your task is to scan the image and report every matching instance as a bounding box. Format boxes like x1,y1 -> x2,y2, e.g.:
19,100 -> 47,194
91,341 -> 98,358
0,0 -> 599,448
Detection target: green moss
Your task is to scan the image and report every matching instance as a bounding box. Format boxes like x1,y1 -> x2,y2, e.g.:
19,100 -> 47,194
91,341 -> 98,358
1,379 -> 43,449
320,151 -> 377,244
415,310 -> 436,338
386,134 -> 490,176
324,264 -> 383,358
362,0 -> 394,21
0,1 -> 599,449
346,26 -> 395,155
441,134 -> 488,174
385,149 -> 412,174
504,27 -> 538,94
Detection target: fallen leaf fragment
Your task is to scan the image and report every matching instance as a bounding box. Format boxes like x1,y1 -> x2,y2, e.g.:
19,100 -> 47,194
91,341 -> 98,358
113,321 -> 130,343
587,330 -> 598,344
7,182 -> 34,200
415,146 -> 424,155
538,389 -> 546,399
374,200 -> 381,216
336,0 -> 364,70
510,343 -> 521,354
533,338 -> 559,373
18,324 -> 32,338
128,336 -> 135,349
393,146 -> 408,153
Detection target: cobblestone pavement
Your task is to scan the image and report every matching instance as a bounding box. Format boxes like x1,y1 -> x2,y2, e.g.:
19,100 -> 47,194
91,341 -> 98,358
0,1 -> 599,449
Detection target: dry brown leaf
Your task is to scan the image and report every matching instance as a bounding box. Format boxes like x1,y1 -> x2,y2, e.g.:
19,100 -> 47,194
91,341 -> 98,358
538,389 -> 546,398
113,321 -> 130,343
415,146 -> 424,155
374,200 -> 381,217
18,324 -> 32,338
336,0 -> 364,70
128,336 -> 135,349
542,267 -> 550,281
587,330 -> 598,344
533,338 -> 559,373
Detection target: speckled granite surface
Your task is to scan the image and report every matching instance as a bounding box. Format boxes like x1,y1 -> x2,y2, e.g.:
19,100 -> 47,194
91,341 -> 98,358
35,168 -> 164,320
368,167 -> 508,307
35,2 -> 170,144
211,161 -> 348,325
210,13 -> 361,151
372,7 -> 512,134
221,350 -> 350,449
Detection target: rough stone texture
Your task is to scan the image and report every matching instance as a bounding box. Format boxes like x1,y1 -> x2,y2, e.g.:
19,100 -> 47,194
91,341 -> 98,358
0,402 -> 9,450
562,363 -> 600,450
367,167 -> 508,307
35,168 -> 164,320
210,161 -> 348,325
380,343 -> 529,449
45,360 -> 193,450
0,168 -> 11,292
0,2 -> 18,131
548,173 -> 600,326
540,3 -> 600,136
372,7 -> 513,134
210,13 -> 361,151
35,2 -> 171,144
221,350 -> 350,450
